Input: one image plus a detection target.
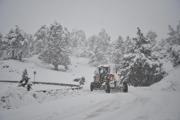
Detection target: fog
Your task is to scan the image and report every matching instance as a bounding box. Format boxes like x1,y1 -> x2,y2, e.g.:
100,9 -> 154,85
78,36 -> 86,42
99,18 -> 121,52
0,0 -> 180,39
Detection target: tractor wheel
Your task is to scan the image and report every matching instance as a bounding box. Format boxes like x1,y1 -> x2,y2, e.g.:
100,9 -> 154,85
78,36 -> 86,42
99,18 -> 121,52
90,83 -> 94,91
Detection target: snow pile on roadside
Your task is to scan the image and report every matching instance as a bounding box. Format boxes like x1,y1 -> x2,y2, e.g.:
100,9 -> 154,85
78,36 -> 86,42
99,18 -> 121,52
0,85 -> 37,110
152,66 -> 180,92
0,84 -> 83,110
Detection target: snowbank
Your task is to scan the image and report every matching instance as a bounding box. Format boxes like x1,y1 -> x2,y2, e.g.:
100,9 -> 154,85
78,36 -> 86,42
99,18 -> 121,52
152,66 -> 180,92
0,83 -> 83,110
0,84 -> 37,110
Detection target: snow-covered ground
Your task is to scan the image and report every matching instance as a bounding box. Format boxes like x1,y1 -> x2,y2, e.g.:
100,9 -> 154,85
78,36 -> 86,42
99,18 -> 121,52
0,55 -> 94,85
0,56 -> 180,120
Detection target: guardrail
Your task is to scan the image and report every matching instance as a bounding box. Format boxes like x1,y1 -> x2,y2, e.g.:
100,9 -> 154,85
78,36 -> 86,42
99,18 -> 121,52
0,80 -> 80,88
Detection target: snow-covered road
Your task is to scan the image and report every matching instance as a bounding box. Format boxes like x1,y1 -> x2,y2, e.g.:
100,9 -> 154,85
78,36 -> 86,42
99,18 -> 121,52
0,87 -> 179,120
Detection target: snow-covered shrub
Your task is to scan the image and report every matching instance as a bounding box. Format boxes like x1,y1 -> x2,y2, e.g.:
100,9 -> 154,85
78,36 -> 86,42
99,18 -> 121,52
121,28 -> 165,86
0,86 -> 37,110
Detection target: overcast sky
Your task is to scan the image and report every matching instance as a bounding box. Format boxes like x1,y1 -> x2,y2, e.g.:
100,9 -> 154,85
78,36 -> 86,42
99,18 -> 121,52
0,0 -> 180,40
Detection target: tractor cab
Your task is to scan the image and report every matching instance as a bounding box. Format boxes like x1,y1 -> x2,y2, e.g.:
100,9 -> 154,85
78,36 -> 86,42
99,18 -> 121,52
98,65 -> 110,74
93,65 -> 110,83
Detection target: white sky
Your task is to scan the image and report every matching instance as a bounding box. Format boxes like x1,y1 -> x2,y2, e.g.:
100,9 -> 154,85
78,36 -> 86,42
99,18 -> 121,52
0,0 -> 180,40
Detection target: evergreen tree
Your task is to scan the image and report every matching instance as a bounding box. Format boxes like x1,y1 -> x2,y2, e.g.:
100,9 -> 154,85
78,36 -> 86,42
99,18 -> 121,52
22,34 -> 34,58
0,33 -> 6,50
124,36 -> 135,54
146,31 -> 157,49
89,47 -> 108,66
111,36 -> 125,72
88,29 -> 111,66
0,33 -> 5,58
34,25 -> 49,54
121,28 -> 165,86
6,25 -> 25,60
166,22 -> 180,67
19,69 -> 29,87
98,29 -> 111,53
87,35 -> 99,54
70,30 -> 87,56
39,22 -> 71,71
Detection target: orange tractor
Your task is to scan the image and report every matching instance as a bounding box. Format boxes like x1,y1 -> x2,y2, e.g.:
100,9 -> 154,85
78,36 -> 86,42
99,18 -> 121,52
90,65 -> 128,93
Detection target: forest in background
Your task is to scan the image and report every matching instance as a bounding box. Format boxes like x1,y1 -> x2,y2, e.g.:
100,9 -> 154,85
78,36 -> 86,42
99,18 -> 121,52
0,21 -> 180,86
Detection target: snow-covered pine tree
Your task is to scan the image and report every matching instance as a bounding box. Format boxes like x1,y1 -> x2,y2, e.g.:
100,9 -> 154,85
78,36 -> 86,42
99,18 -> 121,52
88,29 -> 111,66
120,27 -> 165,86
5,25 -> 25,60
0,33 -> 4,57
39,22 -> 71,71
152,38 -> 170,61
22,34 -> 34,58
19,69 -> 30,87
0,33 -> 5,50
98,29 -> 111,53
0,33 -> 10,59
111,36 -> 125,72
87,35 -> 99,53
89,47 -> 108,66
124,36 -> 135,54
70,30 -> 87,56
166,22 -> 180,67
146,31 -> 157,49
34,25 -> 49,54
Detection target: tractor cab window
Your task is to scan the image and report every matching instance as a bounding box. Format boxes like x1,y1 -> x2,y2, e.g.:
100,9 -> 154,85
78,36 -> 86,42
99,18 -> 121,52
99,68 -> 104,74
99,67 -> 109,74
